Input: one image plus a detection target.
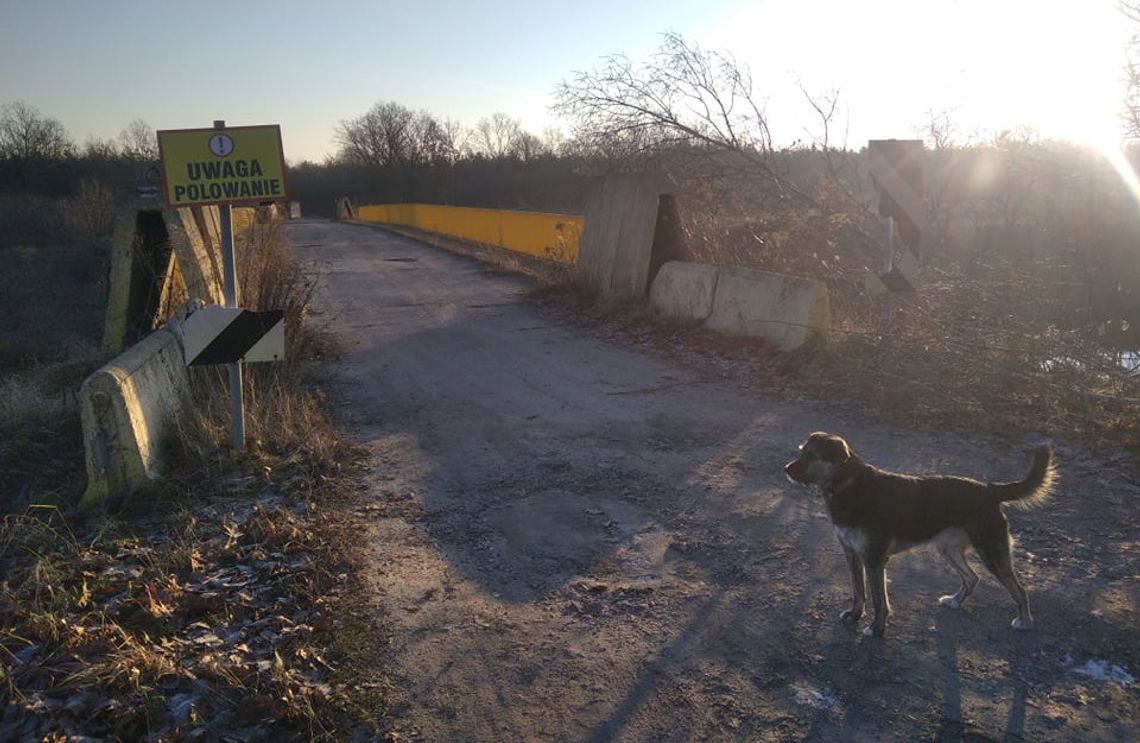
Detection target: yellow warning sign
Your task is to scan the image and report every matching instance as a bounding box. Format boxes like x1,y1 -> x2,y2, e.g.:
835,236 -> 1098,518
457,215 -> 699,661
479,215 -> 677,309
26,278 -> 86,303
157,125 -> 288,208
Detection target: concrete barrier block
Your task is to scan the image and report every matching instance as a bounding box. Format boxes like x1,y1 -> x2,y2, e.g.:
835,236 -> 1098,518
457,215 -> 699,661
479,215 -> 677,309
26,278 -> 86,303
169,206 -> 225,305
648,261 -> 719,321
336,197 -> 356,220
101,211 -> 145,355
80,310 -> 195,509
704,266 -> 830,350
103,207 -> 226,356
576,174 -> 666,299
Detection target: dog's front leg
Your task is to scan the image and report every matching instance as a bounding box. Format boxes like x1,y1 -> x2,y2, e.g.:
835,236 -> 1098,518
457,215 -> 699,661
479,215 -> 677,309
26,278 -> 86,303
864,559 -> 889,638
841,546 -> 865,623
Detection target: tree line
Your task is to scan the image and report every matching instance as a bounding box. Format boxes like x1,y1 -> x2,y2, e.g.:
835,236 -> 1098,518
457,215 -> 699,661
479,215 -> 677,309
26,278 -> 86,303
3,16 -> 1138,216
332,104 -> 570,166
3,26 -> 1138,355
0,98 -> 587,212
0,102 -> 157,164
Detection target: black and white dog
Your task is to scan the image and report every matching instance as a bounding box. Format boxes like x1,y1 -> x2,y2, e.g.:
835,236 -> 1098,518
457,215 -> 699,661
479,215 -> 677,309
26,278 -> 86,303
785,432 -> 1054,638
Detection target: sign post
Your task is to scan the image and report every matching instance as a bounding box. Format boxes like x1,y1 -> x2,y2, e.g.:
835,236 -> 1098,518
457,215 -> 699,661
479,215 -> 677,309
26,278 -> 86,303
157,120 -> 289,450
215,121 -> 244,450
865,140 -> 924,341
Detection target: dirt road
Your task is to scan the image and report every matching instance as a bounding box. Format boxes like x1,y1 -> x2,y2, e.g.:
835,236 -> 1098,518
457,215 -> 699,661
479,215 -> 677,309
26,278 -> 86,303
290,220 -> 1138,742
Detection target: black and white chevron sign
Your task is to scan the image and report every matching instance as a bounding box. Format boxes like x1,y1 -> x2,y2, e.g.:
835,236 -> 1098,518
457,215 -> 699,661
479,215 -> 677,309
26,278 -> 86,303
866,139 -> 925,296
868,139 -> 924,256
181,305 -> 285,366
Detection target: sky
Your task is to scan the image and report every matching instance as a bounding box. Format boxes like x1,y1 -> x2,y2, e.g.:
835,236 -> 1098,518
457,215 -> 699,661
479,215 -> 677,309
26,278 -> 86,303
0,0 -> 1132,164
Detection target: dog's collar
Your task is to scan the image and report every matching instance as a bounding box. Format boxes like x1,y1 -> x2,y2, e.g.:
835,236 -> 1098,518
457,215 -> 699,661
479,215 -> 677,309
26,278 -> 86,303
825,460 -> 862,496
825,474 -> 858,496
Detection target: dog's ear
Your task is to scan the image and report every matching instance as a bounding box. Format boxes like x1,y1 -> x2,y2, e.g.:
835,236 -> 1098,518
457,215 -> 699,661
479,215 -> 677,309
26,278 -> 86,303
805,431 -> 832,449
823,435 -> 852,464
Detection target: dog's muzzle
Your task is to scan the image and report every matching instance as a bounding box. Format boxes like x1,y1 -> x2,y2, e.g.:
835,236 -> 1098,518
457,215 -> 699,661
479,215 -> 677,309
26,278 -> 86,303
785,459 -> 808,484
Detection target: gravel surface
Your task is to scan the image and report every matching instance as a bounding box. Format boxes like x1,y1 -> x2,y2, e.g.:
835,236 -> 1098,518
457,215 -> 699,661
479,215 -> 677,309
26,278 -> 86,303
292,220 -> 1139,742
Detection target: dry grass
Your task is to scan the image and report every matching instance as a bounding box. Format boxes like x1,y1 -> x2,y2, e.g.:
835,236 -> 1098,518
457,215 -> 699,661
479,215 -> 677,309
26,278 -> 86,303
0,488 -> 385,741
662,151 -> 1140,454
1,208 -> 391,740
172,214 -> 348,472
0,352 -> 98,511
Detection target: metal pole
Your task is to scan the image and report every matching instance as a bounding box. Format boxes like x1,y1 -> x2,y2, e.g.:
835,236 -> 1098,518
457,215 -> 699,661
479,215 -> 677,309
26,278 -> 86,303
215,119 -> 245,451
886,216 -> 895,273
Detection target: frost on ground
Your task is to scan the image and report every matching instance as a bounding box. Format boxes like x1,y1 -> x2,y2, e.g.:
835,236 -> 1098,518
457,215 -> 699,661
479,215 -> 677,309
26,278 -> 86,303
1071,659 -> 1136,685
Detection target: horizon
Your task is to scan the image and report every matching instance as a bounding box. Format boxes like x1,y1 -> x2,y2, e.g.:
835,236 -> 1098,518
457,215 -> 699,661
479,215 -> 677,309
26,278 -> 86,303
0,0 -> 1133,165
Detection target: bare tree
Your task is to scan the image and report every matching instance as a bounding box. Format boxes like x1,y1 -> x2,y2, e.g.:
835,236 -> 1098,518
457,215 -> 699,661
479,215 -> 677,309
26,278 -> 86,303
118,118 -> 158,161
798,84 -> 846,154
921,108 -> 957,151
335,101 -> 415,166
797,84 -> 861,202
440,117 -> 469,158
919,108 -> 961,251
990,126 -> 1039,230
472,113 -> 524,159
1124,1 -> 1140,139
553,33 -> 891,265
82,136 -> 120,159
515,131 -> 546,161
552,32 -> 774,164
540,126 -> 566,156
411,112 -> 460,164
336,102 -> 460,166
0,102 -> 74,161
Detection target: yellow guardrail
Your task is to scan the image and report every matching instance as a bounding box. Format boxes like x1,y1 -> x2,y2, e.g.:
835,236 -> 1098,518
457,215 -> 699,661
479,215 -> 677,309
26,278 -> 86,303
356,203 -> 584,265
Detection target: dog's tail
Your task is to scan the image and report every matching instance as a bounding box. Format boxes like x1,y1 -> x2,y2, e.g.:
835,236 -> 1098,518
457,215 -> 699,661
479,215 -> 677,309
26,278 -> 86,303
990,445 -> 1055,507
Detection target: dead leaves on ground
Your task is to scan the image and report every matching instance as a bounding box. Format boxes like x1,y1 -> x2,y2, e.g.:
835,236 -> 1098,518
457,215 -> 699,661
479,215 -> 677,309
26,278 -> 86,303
0,495 -> 382,742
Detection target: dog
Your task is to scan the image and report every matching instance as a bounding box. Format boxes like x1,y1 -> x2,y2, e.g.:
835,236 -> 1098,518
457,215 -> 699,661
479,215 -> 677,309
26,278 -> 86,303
784,432 -> 1055,638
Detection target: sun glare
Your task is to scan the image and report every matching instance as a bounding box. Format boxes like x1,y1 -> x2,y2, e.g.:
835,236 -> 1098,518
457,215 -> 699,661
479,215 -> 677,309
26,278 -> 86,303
1017,1 -> 1127,145
1100,141 -> 1140,208
708,0 -> 1130,150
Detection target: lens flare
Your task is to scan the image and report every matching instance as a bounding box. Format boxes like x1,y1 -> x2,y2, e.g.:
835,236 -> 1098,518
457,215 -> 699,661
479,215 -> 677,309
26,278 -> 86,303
1098,139 -> 1140,211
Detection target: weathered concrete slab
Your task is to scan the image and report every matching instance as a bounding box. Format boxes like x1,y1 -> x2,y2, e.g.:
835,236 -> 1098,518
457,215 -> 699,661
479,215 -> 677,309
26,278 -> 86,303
705,266 -> 830,350
648,261 -> 718,321
82,302 -> 201,509
649,261 -> 830,350
101,211 -> 149,355
169,206 -> 225,306
101,205 -> 279,355
102,205 -> 226,355
576,174 -> 666,299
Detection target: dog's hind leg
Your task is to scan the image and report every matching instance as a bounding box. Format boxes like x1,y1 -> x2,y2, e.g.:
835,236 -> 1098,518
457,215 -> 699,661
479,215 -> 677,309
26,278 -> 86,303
936,529 -> 979,609
841,546 -> 866,623
980,549 -> 1035,629
974,516 -> 1034,629
978,542 -> 1034,629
